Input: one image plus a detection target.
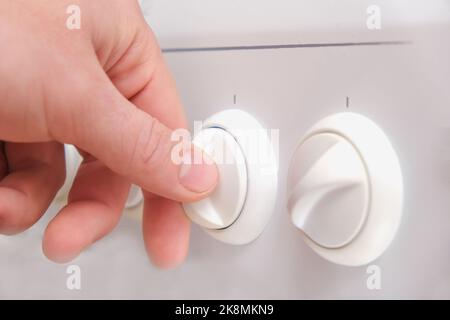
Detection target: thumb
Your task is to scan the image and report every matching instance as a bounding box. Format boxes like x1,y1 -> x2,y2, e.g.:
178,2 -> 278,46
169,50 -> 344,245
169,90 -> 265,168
58,81 -> 218,203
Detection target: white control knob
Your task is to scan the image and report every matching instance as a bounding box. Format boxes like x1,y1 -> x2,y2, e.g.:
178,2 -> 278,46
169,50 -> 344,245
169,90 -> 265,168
288,113 -> 403,266
183,109 -> 278,245
184,127 -> 248,229
288,133 -> 369,249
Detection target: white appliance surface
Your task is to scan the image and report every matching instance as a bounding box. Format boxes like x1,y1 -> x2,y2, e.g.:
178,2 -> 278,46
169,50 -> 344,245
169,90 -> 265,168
1,0 -> 450,299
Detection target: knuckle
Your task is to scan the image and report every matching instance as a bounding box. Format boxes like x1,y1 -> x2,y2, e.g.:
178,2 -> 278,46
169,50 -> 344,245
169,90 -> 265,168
130,117 -> 172,175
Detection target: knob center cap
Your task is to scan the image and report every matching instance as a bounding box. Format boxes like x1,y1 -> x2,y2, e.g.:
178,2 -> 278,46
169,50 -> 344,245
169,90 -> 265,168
288,133 -> 369,248
184,127 -> 248,230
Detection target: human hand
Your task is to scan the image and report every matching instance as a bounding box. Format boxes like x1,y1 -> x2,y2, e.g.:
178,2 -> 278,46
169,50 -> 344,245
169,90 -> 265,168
0,0 -> 218,268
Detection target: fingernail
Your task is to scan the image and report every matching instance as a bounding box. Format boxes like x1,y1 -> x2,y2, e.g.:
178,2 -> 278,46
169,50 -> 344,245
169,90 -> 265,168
179,149 -> 218,193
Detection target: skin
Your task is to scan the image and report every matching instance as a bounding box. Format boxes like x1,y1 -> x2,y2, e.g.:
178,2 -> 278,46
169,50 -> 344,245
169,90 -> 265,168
0,0 -> 218,268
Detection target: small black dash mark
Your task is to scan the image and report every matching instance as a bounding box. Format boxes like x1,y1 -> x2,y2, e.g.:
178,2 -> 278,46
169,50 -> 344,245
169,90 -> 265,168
233,94 -> 237,105
346,96 -> 350,108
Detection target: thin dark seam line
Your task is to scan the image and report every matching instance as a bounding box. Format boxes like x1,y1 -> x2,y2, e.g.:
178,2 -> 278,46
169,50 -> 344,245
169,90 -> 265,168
162,41 -> 412,53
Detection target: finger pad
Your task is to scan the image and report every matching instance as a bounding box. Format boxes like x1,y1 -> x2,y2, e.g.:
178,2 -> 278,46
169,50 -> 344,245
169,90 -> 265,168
143,197 -> 190,269
43,201 -> 119,263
